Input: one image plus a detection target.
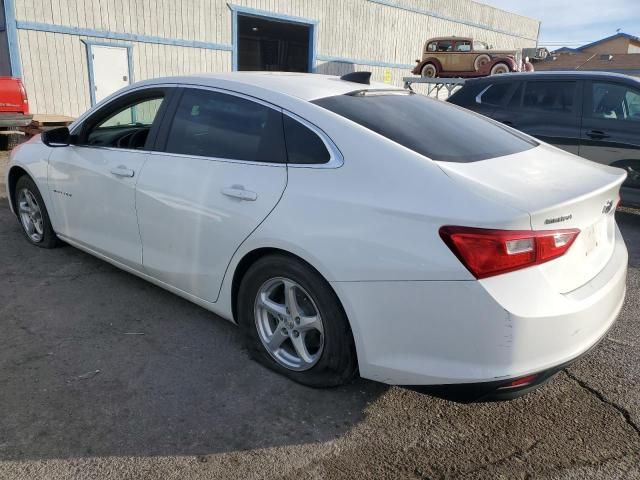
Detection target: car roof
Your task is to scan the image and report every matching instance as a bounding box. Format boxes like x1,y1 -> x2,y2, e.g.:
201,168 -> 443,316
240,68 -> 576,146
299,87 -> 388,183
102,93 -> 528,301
133,72 -> 395,102
426,37 -> 472,43
464,70 -> 640,84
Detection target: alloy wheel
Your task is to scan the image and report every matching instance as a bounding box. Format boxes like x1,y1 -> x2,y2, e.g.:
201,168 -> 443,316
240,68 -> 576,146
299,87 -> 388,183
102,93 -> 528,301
17,188 -> 44,243
254,277 -> 325,371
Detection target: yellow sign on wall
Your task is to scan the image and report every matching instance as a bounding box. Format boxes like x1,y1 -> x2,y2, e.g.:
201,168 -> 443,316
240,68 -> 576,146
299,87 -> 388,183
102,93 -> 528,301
383,68 -> 392,84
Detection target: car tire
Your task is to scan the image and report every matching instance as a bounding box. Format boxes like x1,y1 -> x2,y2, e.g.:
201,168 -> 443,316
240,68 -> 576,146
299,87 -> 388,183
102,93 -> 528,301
490,62 -> 510,75
474,54 -> 491,71
421,63 -> 437,78
237,253 -> 358,388
14,175 -> 61,248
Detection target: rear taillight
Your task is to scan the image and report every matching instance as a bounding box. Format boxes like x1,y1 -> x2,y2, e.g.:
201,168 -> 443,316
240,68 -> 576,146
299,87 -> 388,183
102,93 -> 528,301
439,226 -> 580,279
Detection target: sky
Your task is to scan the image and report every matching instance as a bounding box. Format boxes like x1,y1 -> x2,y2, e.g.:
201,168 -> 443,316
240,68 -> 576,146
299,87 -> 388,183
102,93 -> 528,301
479,0 -> 640,49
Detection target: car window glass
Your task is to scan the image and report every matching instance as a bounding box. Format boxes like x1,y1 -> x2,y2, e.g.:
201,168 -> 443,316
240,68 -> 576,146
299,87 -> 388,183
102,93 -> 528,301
85,96 -> 164,149
437,41 -> 453,52
313,92 -> 537,163
455,41 -> 471,52
507,82 -> 523,108
283,115 -> 330,164
426,42 -> 437,52
473,41 -> 488,50
522,81 -> 576,113
478,83 -> 511,106
592,82 -> 640,121
164,89 -> 286,163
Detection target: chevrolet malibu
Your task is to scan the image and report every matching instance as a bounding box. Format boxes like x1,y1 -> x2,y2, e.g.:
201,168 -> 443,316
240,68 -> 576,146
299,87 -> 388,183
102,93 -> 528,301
5,72 -> 628,400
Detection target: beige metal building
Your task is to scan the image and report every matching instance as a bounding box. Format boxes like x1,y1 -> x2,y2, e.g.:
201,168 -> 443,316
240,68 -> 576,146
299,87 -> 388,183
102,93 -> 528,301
0,0 -> 540,117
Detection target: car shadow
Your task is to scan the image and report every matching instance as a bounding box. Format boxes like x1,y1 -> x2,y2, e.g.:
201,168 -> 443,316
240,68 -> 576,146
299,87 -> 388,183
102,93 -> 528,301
617,208 -> 640,268
0,200 -> 387,461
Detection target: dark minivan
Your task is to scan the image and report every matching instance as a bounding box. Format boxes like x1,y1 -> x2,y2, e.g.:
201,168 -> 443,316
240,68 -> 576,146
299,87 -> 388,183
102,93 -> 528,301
448,71 -> 640,206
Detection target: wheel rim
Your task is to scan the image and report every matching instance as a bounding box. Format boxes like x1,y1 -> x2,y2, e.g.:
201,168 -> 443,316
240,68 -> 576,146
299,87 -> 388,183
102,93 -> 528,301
254,277 -> 325,371
17,188 -> 44,243
422,65 -> 436,78
492,65 -> 509,75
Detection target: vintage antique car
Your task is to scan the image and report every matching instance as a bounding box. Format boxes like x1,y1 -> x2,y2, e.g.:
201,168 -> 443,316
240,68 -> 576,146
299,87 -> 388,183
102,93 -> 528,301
412,37 -> 534,78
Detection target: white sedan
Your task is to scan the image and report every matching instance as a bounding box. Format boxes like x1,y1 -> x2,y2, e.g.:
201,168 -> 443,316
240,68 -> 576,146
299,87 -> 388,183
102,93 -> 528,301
5,72 -> 628,400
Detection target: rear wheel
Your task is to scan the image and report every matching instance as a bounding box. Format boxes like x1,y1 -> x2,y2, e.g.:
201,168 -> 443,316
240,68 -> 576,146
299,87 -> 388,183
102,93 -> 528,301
237,254 -> 357,387
420,63 -> 437,78
14,176 -> 60,248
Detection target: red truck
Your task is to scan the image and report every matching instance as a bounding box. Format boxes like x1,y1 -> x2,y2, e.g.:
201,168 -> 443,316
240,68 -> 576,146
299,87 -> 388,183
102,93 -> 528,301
0,76 -> 32,149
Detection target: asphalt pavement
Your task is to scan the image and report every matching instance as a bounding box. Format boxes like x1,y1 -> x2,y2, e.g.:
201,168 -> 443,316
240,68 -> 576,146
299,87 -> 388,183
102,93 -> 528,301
0,197 -> 639,480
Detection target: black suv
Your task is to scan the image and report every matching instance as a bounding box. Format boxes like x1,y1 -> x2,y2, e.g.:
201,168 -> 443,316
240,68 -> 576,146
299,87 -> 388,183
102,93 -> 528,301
448,71 -> 640,206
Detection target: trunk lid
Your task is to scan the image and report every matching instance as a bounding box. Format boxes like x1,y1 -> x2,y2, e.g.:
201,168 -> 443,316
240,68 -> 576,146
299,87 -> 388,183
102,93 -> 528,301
438,144 -> 626,293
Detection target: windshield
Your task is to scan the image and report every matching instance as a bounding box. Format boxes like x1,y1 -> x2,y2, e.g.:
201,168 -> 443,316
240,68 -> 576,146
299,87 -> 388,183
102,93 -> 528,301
312,92 -> 537,162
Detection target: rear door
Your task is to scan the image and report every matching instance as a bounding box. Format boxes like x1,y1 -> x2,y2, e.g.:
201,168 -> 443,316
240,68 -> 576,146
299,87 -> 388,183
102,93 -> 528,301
579,80 -> 640,205
492,79 -> 582,154
135,87 -> 288,302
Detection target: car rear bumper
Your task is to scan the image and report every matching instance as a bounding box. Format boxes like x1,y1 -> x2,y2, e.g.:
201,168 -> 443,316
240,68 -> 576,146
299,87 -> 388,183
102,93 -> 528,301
331,225 -> 627,388
0,113 -> 33,128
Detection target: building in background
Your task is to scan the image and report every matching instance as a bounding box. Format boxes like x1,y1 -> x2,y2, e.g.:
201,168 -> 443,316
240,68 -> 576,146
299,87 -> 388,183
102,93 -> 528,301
535,33 -> 640,77
0,0 -> 539,117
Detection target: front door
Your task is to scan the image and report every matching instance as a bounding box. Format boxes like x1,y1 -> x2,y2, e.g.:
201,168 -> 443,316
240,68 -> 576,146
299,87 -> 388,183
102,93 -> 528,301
90,45 -> 130,103
48,90 -> 168,268
135,87 -> 288,302
579,80 -> 640,204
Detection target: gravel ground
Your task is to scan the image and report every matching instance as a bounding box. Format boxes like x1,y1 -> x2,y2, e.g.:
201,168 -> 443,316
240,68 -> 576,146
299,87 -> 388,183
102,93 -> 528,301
0,151 -> 8,198
0,198 -> 639,480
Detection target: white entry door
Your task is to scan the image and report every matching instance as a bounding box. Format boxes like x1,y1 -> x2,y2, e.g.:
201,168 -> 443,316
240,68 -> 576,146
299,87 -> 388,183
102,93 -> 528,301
90,45 -> 130,103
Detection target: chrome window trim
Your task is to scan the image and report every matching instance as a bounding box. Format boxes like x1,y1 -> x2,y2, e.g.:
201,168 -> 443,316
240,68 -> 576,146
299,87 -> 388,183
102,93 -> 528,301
282,110 -> 344,169
475,84 -> 493,104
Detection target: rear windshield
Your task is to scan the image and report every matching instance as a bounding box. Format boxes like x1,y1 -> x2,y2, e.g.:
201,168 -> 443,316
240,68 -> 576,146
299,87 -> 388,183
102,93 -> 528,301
312,91 -> 537,162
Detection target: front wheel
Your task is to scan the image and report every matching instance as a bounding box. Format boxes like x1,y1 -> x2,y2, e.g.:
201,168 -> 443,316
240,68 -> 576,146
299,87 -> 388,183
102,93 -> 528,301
237,254 -> 357,387
490,62 -> 511,75
14,175 -> 60,248
420,63 -> 437,78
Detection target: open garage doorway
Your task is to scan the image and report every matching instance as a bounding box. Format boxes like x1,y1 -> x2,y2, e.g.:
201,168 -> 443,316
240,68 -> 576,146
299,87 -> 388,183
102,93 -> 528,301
236,13 -> 314,72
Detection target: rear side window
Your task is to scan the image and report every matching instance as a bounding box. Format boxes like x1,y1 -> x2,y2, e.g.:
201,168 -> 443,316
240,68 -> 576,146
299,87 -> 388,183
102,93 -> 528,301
477,83 -> 511,106
313,92 -> 537,162
283,115 -> 330,164
164,89 -> 286,163
522,81 -> 576,114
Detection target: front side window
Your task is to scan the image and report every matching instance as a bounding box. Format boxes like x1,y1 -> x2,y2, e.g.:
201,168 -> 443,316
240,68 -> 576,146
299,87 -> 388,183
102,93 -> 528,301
313,92 -> 537,163
84,95 -> 164,149
473,41 -> 489,50
455,41 -> 472,52
164,89 -> 286,163
522,81 -> 576,114
436,41 -> 453,52
591,82 -> 640,121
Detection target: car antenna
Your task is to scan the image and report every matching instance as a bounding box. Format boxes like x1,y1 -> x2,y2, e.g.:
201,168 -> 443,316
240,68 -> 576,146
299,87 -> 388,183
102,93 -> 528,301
340,71 -> 371,85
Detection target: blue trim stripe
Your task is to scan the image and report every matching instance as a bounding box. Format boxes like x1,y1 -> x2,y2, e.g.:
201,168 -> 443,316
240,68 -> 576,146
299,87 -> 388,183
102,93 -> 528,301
228,4 -> 318,73
227,4 -> 319,25
16,21 -> 233,51
3,0 -> 21,77
317,54 -> 413,70
367,0 -> 539,42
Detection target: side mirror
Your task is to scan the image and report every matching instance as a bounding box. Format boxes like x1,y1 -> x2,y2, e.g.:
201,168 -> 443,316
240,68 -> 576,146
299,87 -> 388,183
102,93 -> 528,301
42,126 -> 75,147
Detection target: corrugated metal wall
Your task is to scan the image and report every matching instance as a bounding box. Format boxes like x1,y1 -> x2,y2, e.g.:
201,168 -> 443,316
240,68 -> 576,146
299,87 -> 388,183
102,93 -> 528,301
12,0 -> 539,116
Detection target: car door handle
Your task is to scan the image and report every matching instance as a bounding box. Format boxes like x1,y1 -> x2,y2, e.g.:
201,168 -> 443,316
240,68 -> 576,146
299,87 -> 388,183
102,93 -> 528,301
221,186 -> 258,201
586,130 -> 610,140
110,165 -> 135,177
